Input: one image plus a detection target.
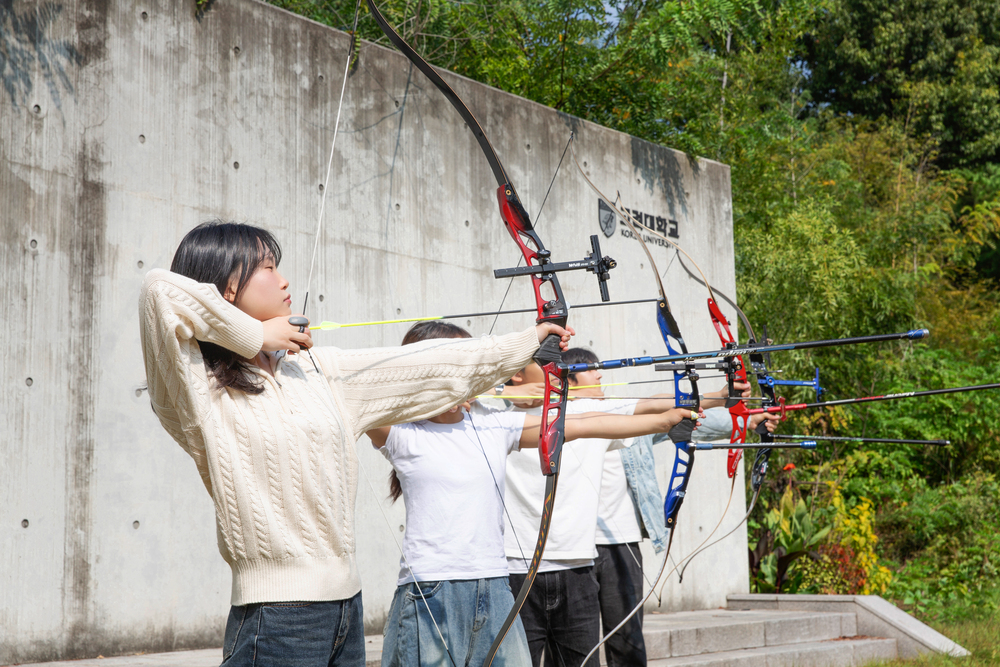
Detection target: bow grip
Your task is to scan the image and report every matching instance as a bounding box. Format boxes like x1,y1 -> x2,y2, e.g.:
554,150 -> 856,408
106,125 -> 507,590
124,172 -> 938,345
667,417 -> 696,444
534,333 -> 563,366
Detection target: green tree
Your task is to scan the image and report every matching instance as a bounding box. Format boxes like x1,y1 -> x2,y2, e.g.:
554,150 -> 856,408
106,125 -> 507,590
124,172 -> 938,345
803,0 -> 1000,169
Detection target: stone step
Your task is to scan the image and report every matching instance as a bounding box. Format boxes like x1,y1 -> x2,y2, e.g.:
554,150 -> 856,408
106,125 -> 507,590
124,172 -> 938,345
646,637 -> 898,667
640,609 -> 858,660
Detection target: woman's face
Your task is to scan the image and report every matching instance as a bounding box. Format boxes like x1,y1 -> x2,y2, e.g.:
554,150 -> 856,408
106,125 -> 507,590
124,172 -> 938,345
229,254 -> 292,321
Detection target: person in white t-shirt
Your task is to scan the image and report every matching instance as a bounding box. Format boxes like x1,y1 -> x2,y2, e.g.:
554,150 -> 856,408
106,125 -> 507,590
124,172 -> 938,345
502,348 -> 742,667
366,323 -> 703,667
572,348 -> 782,667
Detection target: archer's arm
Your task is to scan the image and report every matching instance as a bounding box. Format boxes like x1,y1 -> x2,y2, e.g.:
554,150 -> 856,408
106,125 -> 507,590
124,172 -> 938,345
518,409 -> 701,449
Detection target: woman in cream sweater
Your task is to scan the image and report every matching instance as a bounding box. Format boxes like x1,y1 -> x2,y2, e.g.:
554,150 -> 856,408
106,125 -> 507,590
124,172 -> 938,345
139,220 -> 571,666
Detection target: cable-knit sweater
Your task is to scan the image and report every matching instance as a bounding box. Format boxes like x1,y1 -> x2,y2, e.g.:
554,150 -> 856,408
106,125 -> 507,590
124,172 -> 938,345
139,269 -> 540,605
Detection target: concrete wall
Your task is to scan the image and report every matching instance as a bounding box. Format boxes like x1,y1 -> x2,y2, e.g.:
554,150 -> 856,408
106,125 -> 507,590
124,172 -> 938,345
0,0 -> 747,661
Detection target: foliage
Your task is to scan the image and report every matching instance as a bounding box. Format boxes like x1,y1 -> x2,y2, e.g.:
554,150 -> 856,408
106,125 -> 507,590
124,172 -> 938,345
749,485 -> 831,593
880,473 -> 1000,618
803,0 -> 1000,169
751,471 -> 891,596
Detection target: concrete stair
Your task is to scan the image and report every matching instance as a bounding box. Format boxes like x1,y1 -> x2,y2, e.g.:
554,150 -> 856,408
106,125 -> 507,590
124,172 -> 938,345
608,608 -> 898,667
18,595 -> 967,667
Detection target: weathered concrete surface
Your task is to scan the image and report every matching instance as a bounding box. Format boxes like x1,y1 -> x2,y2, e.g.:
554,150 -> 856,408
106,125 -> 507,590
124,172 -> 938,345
1,0 -> 741,661
728,594 -> 970,658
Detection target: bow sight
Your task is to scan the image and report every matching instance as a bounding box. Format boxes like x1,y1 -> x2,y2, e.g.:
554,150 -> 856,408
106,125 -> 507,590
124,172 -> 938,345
493,234 -> 617,303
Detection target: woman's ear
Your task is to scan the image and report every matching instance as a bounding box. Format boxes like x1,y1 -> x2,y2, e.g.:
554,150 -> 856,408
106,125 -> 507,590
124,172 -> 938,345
223,278 -> 237,304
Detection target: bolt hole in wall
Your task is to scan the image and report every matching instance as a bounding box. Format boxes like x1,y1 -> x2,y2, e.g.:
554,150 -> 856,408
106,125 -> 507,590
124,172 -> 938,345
318,183 -> 324,192
133,521 -> 140,530
22,520 -> 29,528
139,134 -> 145,143
25,378 -> 33,386
318,295 -> 324,302
30,239 -> 37,248
33,104 -> 40,113
234,46 -> 240,55
233,162 -> 239,170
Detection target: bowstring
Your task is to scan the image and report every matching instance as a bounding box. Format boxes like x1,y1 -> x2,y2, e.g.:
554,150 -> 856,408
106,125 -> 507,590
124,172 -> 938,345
468,132 -> 574,586
302,0 -> 361,315
305,6 -> 460,664
355,456 -> 460,667
466,407 -> 531,571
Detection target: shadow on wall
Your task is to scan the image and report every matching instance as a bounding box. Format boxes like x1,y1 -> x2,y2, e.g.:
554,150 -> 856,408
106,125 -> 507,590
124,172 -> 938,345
630,136 -> 695,221
0,0 -> 81,114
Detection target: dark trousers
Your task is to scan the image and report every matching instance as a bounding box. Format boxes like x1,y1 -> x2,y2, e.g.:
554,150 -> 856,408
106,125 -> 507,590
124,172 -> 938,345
221,593 -> 366,667
509,566 -> 600,667
594,543 -> 647,666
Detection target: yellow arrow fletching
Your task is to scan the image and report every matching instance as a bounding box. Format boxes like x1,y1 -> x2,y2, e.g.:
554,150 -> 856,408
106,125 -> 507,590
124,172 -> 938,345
310,315 -> 445,330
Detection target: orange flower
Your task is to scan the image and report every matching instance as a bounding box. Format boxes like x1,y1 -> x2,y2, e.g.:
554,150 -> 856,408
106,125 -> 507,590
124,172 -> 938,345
783,463 -> 796,471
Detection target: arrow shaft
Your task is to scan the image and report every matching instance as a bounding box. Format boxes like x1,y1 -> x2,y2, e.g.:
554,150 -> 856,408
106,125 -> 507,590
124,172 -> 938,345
748,383 -> 1000,415
696,442 -> 817,450
310,297 -> 660,330
565,330 -> 930,372
771,435 -> 950,445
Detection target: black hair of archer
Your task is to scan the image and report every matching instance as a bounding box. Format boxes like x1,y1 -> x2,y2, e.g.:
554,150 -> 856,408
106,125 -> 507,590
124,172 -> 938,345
170,220 -> 282,394
388,320 -> 473,503
562,347 -> 599,383
401,321 -> 471,345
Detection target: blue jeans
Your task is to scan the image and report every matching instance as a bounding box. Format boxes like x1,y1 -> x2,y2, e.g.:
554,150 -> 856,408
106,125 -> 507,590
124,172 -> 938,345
509,567 -> 600,667
221,593 -> 366,666
382,577 -> 531,667
594,544 -> 646,666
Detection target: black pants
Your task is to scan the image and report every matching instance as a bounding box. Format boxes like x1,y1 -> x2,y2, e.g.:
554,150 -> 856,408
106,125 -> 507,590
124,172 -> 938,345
509,566 -> 600,667
594,543 -> 647,666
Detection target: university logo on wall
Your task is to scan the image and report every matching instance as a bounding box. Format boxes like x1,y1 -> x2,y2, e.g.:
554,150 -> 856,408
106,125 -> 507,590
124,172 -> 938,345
598,200 -> 617,237
597,199 -> 680,245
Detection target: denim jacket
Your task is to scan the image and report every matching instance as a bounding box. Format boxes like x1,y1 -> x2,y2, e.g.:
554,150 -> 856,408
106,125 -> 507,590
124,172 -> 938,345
619,407 -> 734,553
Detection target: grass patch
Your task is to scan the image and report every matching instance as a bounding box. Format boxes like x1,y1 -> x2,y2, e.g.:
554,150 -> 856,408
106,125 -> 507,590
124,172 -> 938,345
876,586 -> 1000,666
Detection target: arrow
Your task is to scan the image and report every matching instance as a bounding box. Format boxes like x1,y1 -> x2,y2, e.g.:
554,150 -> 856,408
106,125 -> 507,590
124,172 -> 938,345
771,434 -> 950,445
564,329 -> 931,372
748,383 -> 1000,416
306,297 -> 660,330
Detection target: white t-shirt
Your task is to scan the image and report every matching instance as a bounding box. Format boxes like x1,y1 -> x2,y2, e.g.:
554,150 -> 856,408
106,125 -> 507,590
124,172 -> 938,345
595,449 -> 644,545
380,407 -> 526,585
595,406 -> 739,545
504,398 -> 636,573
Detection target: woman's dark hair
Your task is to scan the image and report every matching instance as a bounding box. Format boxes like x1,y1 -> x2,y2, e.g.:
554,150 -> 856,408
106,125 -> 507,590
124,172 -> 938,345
388,321 -> 472,502
170,220 -> 282,394
562,347 -> 599,383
